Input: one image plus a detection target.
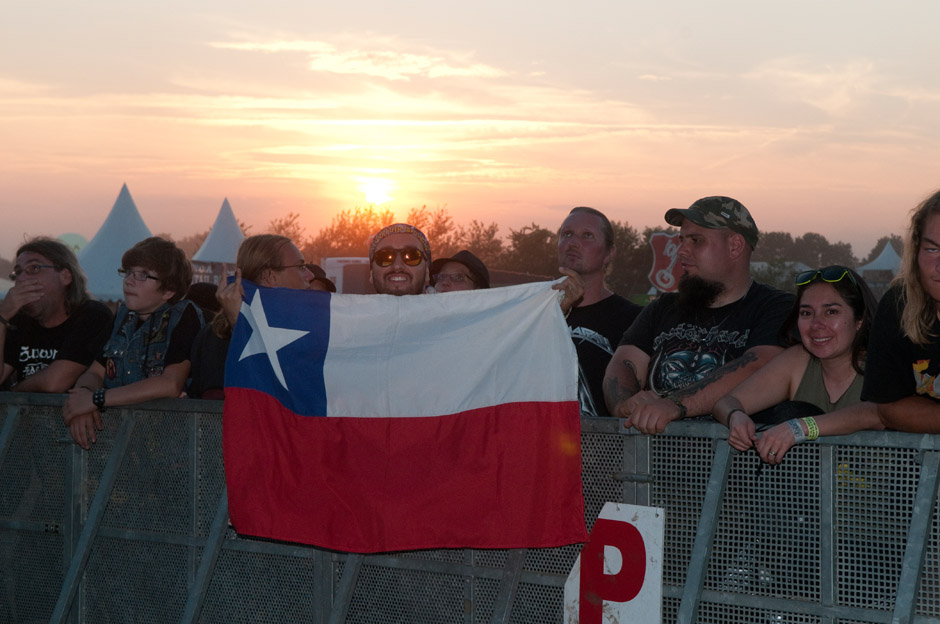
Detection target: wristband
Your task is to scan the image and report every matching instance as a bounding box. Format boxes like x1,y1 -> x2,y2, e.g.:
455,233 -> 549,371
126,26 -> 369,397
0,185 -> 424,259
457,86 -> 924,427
92,388 -> 107,412
0,314 -> 12,329
801,417 -> 819,441
787,419 -> 807,444
666,394 -> 687,419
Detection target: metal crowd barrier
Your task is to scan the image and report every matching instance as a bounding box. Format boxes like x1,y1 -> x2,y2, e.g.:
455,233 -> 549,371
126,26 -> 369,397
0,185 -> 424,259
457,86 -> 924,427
2,392 -> 940,623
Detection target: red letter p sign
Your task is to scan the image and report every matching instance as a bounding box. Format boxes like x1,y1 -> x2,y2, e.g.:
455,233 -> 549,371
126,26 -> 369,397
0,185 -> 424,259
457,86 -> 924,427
564,503 -> 664,624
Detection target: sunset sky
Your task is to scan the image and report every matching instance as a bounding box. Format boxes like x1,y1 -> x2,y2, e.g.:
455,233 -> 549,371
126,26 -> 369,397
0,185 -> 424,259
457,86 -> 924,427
2,1 -> 939,262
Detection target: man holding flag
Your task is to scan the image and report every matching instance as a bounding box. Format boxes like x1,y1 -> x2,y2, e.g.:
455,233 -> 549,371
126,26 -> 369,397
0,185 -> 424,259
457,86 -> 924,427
222,273 -> 588,553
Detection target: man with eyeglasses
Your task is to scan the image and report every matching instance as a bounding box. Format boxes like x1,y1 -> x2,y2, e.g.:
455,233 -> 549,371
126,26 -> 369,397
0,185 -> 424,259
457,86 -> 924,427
429,250 -> 490,292
369,223 -> 433,296
0,238 -> 113,392
603,196 -> 793,434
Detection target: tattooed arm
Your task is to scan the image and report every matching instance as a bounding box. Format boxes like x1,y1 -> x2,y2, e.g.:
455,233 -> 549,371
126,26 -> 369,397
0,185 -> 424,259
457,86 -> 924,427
625,345 -> 783,434
603,345 -> 650,419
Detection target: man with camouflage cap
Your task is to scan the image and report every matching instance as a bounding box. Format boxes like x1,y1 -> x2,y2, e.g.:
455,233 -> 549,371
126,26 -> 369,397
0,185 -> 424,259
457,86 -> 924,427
603,196 -> 793,434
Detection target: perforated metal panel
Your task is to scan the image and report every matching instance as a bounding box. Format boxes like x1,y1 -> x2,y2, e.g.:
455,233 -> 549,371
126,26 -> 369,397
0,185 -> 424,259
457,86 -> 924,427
709,444 -> 821,599
5,396 -> 940,624
345,566 -> 468,624
200,547 -> 318,623
696,601 -> 822,623
651,434 -> 713,587
835,446 -> 917,611
84,537 -> 190,623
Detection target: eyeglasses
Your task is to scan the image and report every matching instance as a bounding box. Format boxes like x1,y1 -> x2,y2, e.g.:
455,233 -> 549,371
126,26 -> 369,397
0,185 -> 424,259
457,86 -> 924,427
433,272 -> 474,285
9,264 -> 56,280
274,262 -> 310,272
118,268 -> 161,283
372,247 -> 425,267
794,265 -> 856,287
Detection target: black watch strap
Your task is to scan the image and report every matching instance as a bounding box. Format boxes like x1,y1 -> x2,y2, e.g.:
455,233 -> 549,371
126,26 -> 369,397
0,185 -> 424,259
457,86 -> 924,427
667,394 -> 687,419
92,388 -> 107,411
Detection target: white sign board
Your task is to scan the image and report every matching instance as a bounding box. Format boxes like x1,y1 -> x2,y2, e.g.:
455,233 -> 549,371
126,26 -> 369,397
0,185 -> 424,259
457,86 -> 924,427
564,502 -> 665,624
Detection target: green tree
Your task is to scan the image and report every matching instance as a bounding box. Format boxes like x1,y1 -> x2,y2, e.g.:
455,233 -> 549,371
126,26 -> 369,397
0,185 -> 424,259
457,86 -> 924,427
859,235 -> 904,266
267,212 -> 306,244
499,223 -> 558,277
791,232 -> 856,268
457,220 -> 503,267
176,229 -> 210,259
607,220 -> 647,298
303,206 -> 394,262
406,205 -> 460,259
752,231 -> 795,263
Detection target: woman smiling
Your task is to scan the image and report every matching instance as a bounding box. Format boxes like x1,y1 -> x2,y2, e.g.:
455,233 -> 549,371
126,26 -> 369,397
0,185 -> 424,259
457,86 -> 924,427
713,266 -> 881,464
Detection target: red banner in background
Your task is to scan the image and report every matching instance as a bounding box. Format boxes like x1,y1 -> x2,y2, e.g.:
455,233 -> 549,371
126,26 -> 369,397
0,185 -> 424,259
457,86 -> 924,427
647,232 -> 682,293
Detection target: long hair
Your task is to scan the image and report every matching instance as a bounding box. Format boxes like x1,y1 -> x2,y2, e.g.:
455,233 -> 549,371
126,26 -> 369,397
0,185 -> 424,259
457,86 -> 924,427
211,235 -> 293,339
16,237 -> 91,314
897,189 -> 940,345
780,267 -> 878,375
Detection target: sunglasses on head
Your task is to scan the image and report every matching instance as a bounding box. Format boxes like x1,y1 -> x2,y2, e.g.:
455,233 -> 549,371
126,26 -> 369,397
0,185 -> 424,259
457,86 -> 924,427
794,265 -> 856,287
372,247 -> 425,267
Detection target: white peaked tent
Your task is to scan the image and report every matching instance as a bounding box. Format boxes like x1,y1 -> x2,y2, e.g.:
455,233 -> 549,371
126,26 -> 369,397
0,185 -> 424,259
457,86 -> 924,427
192,198 -> 244,263
858,243 -> 902,274
79,184 -> 153,301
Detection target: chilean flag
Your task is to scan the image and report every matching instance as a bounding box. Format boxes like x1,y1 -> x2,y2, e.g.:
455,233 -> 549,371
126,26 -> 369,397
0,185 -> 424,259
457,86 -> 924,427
223,280 -> 587,553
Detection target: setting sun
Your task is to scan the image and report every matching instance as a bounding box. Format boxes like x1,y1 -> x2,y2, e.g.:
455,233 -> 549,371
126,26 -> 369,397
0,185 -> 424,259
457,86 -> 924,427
357,177 -> 394,204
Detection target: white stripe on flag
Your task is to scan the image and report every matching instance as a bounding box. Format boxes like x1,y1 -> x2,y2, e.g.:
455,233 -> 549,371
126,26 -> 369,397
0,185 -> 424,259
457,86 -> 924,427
323,280 -> 578,418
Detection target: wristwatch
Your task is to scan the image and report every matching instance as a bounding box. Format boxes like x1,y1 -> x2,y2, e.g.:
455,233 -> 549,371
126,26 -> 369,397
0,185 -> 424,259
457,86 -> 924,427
666,394 -> 687,419
92,388 -> 107,412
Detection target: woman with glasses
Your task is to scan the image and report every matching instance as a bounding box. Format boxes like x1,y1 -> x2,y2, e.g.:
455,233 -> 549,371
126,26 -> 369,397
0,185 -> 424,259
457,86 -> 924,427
713,265 -> 880,463
862,189 -> 940,430
63,237 -> 204,449
188,234 -> 313,399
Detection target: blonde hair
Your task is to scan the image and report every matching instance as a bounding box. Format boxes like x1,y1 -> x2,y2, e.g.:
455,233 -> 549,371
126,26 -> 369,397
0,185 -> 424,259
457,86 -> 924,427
896,188 -> 940,345
211,235 -> 293,339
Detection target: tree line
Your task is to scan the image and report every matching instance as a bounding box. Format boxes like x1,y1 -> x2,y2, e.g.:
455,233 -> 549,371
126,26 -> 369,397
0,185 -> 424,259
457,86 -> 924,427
1,205 -> 903,299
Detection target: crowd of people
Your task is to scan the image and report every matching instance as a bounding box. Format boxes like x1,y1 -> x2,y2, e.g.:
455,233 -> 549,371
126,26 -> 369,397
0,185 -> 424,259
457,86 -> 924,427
2,189 -> 940,457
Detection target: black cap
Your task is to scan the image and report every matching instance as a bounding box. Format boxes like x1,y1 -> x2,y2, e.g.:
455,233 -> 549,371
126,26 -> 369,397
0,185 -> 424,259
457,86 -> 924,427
429,250 -> 490,289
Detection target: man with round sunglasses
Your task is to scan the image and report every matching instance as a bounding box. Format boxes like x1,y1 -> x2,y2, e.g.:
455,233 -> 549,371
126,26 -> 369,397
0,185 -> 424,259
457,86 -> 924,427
0,237 -> 113,392
369,223 -> 433,296
604,196 -> 794,434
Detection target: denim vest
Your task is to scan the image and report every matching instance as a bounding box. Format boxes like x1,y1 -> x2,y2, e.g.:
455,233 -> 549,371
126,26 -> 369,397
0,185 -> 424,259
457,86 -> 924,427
102,300 -> 199,389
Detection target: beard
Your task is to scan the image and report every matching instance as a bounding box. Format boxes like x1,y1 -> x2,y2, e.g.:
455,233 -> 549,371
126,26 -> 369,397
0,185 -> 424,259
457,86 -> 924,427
676,274 -> 725,313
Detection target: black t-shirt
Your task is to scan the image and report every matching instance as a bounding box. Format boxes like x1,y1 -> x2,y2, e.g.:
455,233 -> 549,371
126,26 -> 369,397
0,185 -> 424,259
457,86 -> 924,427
3,300 -> 113,387
620,281 -> 793,395
567,293 -> 641,417
862,285 -> 940,404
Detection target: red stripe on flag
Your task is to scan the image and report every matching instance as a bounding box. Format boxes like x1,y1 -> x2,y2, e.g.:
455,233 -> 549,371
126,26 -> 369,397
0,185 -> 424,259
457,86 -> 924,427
224,387 -> 587,552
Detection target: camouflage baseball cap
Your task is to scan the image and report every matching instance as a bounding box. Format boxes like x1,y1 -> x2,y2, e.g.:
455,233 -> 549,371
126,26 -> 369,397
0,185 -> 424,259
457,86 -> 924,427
664,196 -> 759,249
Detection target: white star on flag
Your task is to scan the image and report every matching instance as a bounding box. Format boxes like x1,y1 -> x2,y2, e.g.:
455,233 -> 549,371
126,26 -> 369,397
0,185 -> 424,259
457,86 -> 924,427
238,290 -> 309,390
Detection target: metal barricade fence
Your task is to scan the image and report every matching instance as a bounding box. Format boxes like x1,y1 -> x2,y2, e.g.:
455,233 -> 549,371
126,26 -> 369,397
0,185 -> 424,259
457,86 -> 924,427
1,392 -> 939,623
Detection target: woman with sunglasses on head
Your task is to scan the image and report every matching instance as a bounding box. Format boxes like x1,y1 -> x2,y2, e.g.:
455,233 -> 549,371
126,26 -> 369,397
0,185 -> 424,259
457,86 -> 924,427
63,237 -> 205,449
862,189 -> 940,431
713,265 -> 881,463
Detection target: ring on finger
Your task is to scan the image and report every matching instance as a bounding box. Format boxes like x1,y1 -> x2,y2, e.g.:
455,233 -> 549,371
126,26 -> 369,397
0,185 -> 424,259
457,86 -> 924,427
768,450 -> 777,457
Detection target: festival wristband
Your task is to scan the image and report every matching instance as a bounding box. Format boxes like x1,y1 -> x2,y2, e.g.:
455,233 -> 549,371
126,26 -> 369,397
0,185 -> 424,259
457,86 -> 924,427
787,419 -> 807,444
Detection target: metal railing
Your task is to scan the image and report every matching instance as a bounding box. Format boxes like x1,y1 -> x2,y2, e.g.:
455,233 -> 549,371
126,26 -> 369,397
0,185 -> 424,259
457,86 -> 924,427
2,392 -> 939,623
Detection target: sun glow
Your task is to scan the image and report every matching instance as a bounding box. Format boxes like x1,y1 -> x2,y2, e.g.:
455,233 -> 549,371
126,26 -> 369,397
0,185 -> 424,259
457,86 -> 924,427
357,177 -> 395,204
